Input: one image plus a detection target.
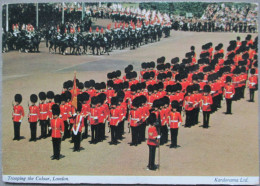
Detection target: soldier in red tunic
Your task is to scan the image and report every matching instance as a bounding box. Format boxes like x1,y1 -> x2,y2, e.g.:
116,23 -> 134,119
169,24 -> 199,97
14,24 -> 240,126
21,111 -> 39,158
129,97 -> 142,146
201,85 -> 213,128
248,68 -> 258,102
109,97 -> 121,144
38,92 -> 49,139
50,104 -> 64,160
168,101 -> 182,148
28,94 -> 39,142
183,86 -> 195,127
223,76 -> 235,114
147,113 -> 159,171
89,96 -> 99,144
71,102 -> 85,152
12,94 -> 24,140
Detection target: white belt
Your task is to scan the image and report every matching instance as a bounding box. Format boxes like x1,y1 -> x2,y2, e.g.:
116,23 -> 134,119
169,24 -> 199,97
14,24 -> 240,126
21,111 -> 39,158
90,116 -> 98,119
203,103 -> 209,105
170,120 -> 178,122
148,102 -> 153,105
30,114 -> 37,116
13,113 -> 21,116
40,112 -> 47,114
249,83 -> 256,85
111,117 -> 119,119
63,113 -> 67,114
131,118 -> 139,121
226,92 -> 232,93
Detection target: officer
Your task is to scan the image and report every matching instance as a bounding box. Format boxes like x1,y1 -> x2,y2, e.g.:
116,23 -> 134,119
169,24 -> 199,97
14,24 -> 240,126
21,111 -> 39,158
12,94 -> 24,140
248,68 -> 258,102
147,113 -> 160,171
223,76 -> 235,114
71,102 -> 85,152
50,104 -> 64,160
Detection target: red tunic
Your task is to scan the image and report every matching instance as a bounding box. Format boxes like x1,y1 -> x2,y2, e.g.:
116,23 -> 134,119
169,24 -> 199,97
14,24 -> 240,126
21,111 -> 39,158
47,101 -> 55,119
248,75 -> 258,89
147,126 -> 158,146
129,109 -> 142,127
109,108 -> 121,126
60,104 -> 69,121
168,111 -> 182,128
51,118 -> 64,138
183,95 -> 194,111
39,103 -> 49,120
89,107 -> 99,125
224,84 -> 235,99
28,105 -> 39,122
13,105 -> 24,122
201,95 -> 213,111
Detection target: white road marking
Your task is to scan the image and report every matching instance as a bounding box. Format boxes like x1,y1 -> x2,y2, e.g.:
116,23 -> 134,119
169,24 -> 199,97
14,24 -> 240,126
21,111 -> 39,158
3,74 -> 31,81
54,58 -> 102,72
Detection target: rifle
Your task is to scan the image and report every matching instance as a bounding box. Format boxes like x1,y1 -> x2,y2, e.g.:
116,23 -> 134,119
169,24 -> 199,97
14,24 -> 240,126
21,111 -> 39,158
108,121 -> 111,133
157,124 -> 161,171
28,101 -> 30,122
128,122 -> 130,133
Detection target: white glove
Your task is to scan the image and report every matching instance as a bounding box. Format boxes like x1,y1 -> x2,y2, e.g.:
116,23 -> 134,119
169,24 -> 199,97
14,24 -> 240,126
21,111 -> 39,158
48,127 -> 51,130
223,97 -> 225,100
157,135 -> 161,139
19,120 -> 22,122
231,94 -> 234,98
200,109 -> 202,113
59,115 -> 62,118
178,122 -> 181,127
73,113 -> 77,117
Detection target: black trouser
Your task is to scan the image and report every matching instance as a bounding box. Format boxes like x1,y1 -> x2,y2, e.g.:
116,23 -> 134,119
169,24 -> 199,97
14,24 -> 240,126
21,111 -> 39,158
250,89 -> 256,101
62,121 -> 69,140
212,96 -> 217,112
40,120 -> 48,138
203,111 -> 211,128
72,132 -> 81,151
148,145 -> 156,170
170,128 -> 178,146
160,125 -> 168,145
110,125 -> 118,143
98,123 -> 105,141
217,94 -> 222,108
13,122 -> 21,139
194,107 -> 199,124
241,86 -> 245,98
185,110 -> 193,127
52,138 -> 61,159
83,117 -> 88,138
139,122 -> 146,142
131,126 -> 139,145
91,125 -> 98,142
30,122 -> 37,140
118,120 -> 124,139
226,98 -> 232,114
